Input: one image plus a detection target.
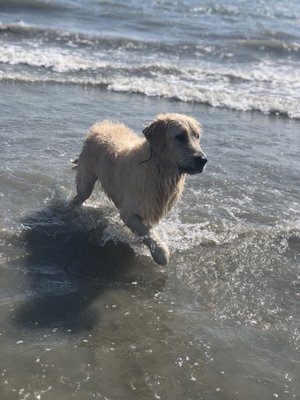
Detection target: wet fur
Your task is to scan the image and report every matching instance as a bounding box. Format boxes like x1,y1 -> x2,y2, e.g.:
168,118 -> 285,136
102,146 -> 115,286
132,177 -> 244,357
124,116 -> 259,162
72,113 -> 204,265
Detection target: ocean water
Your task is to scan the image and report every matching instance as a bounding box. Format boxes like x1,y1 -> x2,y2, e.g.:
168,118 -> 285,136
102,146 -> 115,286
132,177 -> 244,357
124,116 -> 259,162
0,0 -> 300,117
0,1 -> 300,400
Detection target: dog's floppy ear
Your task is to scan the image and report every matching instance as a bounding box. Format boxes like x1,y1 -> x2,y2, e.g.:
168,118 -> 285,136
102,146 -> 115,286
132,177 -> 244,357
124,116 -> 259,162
143,119 -> 168,152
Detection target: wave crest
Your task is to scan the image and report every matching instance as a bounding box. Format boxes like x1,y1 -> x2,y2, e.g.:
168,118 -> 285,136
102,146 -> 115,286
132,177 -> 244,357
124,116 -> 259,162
1,22 -> 299,119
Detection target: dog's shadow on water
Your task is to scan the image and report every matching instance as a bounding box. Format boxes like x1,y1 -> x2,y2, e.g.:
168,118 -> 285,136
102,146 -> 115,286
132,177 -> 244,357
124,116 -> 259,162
15,197 -> 165,332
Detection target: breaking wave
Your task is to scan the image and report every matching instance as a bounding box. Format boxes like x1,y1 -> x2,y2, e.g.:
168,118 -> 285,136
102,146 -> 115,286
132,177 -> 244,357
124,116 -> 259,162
1,71 -> 299,119
1,21 -> 300,118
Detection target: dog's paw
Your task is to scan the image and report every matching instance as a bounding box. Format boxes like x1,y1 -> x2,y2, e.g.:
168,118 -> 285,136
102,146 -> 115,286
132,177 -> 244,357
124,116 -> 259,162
150,241 -> 170,266
142,231 -> 170,265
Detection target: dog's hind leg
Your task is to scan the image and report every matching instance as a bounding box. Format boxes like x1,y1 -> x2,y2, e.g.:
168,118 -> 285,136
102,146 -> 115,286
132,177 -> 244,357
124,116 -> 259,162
124,214 -> 170,265
71,160 -> 97,207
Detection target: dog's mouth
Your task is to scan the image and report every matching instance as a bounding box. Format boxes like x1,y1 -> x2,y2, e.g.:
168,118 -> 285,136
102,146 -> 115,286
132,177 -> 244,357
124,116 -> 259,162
178,165 -> 204,175
178,157 -> 208,175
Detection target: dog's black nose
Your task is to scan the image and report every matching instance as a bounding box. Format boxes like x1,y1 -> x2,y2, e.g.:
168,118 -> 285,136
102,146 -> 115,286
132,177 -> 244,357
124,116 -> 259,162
194,154 -> 208,168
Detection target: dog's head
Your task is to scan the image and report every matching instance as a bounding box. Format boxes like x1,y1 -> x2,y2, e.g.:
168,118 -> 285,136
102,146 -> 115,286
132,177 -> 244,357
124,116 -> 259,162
143,113 -> 207,174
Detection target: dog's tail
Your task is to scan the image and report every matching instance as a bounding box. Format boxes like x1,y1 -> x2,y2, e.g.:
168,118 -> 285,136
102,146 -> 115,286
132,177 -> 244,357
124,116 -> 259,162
71,158 -> 79,170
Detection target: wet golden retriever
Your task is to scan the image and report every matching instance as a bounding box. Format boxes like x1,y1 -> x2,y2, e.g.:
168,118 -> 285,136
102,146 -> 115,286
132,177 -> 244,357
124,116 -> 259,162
72,113 -> 207,265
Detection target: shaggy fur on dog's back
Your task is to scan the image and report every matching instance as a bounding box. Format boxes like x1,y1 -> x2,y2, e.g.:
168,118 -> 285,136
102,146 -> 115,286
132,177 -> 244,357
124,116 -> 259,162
74,118 -> 187,225
72,113 -> 207,264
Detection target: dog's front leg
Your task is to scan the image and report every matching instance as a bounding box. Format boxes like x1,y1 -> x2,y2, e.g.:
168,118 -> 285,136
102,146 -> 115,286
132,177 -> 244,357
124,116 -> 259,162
125,215 -> 170,266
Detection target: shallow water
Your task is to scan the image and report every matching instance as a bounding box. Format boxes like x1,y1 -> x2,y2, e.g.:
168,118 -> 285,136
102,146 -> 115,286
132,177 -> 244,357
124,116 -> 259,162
0,82 -> 299,399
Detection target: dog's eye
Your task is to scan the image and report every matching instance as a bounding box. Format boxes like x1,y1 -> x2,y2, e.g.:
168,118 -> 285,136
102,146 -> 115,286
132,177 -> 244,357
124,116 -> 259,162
175,132 -> 188,143
195,132 -> 200,140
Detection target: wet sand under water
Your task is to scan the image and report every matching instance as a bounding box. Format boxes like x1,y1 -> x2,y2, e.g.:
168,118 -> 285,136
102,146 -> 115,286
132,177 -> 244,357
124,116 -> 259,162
0,82 -> 299,399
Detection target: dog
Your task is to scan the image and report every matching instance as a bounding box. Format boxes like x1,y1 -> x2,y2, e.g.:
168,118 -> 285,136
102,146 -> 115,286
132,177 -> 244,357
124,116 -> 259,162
71,113 -> 207,265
